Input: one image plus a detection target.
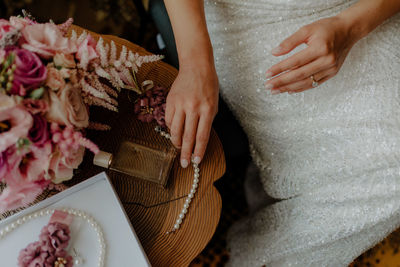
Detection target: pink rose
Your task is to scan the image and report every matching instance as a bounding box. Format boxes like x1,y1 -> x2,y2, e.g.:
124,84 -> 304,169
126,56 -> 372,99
47,146 -> 84,184
28,114 -> 50,146
76,34 -> 98,62
0,105 -> 33,153
9,16 -> 34,30
53,53 -> 76,68
45,67 -> 65,91
22,99 -> 48,115
46,84 -> 89,129
8,48 -> 47,96
21,23 -> 77,59
0,19 -> 14,40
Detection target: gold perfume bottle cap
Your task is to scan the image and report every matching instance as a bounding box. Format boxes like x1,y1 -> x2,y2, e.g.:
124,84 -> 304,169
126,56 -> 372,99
93,151 -> 113,169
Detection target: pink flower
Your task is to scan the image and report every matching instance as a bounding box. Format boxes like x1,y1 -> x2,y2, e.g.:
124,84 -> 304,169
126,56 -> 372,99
22,99 -> 48,115
47,146 -> 84,184
28,115 -> 50,146
0,105 -> 33,153
45,67 -> 65,91
134,85 -> 167,127
39,222 -> 70,251
9,48 -> 47,96
9,16 -> 34,30
0,19 -> 14,40
53,53 -> 76,68
18,222 -> 73,267
0,178 -> 49,212
17,241 -> 49,267
0,150 -> 6,178
21,23 -> 77,59
76,34 -> 98,63
46,84 -> 89,129
3,143 -> 52,184
0,93 -> 16,111
0,143 -> 52,212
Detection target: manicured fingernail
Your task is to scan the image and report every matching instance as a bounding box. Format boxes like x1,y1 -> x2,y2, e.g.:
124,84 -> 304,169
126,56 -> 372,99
271,89 -> 280,95
181,159 -> 189,168
193,156 -> 201,164
265,83 -> 273,90
271,46 -> 281,55
265,71 -> 273,79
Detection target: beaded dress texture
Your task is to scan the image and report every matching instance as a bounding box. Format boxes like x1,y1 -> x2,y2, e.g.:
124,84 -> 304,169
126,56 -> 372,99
204,0 -> 400,266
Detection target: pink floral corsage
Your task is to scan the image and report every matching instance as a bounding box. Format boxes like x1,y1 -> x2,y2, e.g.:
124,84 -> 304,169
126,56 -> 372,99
18,210 -> 73,267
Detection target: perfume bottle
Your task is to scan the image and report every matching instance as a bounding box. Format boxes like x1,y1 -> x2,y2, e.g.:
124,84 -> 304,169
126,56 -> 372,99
93,140 -> 177,187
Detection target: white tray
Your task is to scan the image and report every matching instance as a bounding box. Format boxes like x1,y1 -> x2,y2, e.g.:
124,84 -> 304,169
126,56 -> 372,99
0,172 -> 151,267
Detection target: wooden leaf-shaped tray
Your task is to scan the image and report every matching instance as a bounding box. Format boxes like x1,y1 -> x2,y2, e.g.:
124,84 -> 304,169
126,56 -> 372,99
69,26 -> 226,267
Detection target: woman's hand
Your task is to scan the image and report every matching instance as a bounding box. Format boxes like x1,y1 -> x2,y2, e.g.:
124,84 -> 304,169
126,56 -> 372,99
264,16 -> 358,94
165,64 -> 219,168
163,0 -> 219,168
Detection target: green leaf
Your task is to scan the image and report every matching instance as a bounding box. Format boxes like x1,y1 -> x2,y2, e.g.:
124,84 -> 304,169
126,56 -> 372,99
5,53 -> 15,68
23,138 -> 31,146
16,138 -> 31,149
29,87 -> 45,99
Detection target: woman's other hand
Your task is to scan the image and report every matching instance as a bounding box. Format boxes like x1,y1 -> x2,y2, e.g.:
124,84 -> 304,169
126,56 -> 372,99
264,16 -> 356,94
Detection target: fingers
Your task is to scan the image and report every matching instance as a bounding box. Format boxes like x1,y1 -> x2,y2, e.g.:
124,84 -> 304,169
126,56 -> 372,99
273,66 -> 337,94
288,67 -> 337,94
271,26 -> 309,56
180,113 -> 199,168
266,47 -> 317,79
193,113 -> 213,165
265,56 -> 327,90
170,109 -> 185,149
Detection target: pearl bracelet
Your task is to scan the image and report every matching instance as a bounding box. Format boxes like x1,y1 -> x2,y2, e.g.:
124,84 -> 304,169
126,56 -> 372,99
0,207 -> 106,267
154,126 -> 200,234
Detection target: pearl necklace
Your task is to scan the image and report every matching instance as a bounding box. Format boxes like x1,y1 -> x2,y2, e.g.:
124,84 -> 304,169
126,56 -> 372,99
0,207 -> 106,267
154,126 -> 200,234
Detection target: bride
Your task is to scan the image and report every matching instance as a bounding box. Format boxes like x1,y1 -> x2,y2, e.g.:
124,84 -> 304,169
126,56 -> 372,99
163,0 -> 400,266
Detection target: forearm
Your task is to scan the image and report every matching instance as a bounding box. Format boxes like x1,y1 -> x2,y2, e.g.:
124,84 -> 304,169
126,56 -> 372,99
337,0 -> 400,41
163,0 -> 214,69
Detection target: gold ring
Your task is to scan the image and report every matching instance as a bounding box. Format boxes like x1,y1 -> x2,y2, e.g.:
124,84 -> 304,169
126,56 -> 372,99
310,75 -> 319,88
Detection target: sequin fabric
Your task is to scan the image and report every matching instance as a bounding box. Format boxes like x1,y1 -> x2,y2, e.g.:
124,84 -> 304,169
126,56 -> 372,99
204,0 -> 400,266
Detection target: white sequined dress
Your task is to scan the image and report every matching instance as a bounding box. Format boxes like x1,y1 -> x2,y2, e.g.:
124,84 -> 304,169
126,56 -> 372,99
204,0 -> 400,266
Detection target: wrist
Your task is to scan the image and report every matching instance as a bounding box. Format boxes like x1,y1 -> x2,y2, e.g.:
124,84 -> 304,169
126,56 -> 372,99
178,45 -> 215,70
179,54 -> 217,80
335,0 -> 397,43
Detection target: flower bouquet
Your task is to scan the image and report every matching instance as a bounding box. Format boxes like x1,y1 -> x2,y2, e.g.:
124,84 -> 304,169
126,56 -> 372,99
0,14 -> 162,213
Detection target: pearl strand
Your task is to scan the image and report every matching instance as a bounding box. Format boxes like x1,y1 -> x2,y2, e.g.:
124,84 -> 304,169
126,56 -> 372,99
154,126 -> 200,234
0,207 -> 106,267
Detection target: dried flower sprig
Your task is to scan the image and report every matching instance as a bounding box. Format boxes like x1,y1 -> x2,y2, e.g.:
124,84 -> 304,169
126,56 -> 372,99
71,30 -> 163,93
